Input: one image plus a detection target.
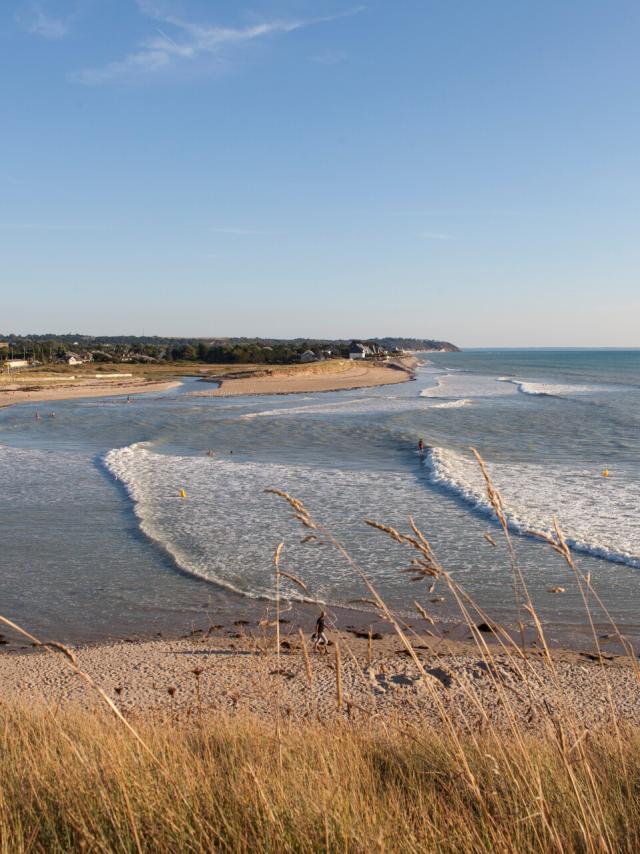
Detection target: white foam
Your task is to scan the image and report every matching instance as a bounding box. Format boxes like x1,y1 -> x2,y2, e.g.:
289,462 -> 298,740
427,447 -> 640,568
240,397 -> 377,419
103,443 -> 432,604
420,374 -> 515,399
498,378 -> 599,397
429,399 -> 473,409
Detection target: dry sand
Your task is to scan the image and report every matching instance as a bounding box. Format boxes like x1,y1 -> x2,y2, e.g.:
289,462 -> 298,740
0,377 -> 181,408
200,360 -> 414,397
1,629 -> 637,731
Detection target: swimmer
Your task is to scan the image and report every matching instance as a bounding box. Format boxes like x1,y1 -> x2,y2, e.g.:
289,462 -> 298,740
417,438 -> 425,452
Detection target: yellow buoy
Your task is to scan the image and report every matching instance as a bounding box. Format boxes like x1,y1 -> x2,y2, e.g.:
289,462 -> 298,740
180,488 -> 187,498
602,469 -> 609,478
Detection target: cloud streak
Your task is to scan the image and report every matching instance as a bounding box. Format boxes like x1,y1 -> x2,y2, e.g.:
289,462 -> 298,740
72,2 -> 364,84
16,1 -> 71,40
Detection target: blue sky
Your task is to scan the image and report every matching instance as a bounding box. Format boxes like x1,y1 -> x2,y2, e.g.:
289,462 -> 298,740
1,0 -> 639,345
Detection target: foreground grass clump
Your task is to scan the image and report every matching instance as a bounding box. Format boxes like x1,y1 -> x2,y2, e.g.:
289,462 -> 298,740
2,707 -> 640,853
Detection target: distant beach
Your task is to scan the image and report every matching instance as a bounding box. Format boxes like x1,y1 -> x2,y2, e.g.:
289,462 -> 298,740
0,357 -> 415,408
198,357 -> 416,397
0,376 -> 181,408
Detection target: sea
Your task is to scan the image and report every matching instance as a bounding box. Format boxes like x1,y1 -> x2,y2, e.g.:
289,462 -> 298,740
1,349 -> 639,647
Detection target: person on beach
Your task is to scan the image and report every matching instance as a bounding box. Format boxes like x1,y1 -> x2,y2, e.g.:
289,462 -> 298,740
312,611 -> 328,654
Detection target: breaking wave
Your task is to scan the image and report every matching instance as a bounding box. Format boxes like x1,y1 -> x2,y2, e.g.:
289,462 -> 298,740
498,378 -> 600,397
420,374 -> 516,399
429,399 -> 473,409
103,443 -> 433,604
426,447 -> 640,568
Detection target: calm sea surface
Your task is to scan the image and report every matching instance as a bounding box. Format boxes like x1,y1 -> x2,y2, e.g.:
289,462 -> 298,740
1,349 -> 639,645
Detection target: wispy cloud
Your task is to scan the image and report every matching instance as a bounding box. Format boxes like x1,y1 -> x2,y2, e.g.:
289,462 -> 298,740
71,2 -> 365,85
16,0 -> 72,40
419,231 -> 451,241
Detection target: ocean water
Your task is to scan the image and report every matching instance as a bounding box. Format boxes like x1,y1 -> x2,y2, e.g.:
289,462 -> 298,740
1,349 -> 639,645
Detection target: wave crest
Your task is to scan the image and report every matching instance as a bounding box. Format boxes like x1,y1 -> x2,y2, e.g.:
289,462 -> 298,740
426,447 -> 640,568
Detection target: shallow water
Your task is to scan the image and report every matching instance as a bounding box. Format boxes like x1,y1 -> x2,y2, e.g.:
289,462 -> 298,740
1,350 -> 639,645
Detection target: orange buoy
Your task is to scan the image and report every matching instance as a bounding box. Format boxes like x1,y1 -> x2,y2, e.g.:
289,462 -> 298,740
602,469 -> 609,478
180,488 -> 187,498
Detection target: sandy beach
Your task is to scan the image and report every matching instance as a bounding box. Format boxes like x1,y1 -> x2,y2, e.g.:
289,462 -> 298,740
201,358 -> 415,397
1,626 -> 637,731
0,377 -> 182,408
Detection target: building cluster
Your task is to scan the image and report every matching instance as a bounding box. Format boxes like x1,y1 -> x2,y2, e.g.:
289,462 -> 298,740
347,341 -> 406,360
0,344 -> 95,370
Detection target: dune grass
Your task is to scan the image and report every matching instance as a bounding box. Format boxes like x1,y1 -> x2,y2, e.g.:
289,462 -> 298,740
2,707 -> 640,853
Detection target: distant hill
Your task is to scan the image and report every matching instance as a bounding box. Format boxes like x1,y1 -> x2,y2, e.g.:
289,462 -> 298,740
372,337 -> 460,353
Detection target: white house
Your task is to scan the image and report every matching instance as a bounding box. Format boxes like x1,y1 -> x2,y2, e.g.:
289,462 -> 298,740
4,359 -> 30,370
348,343 -> 370,360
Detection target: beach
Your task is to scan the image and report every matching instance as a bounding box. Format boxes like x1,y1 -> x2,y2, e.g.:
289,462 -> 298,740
1,626 -> 638,731
0,376 -> 182,408
201,358 -> 415,396
0,357 -> 414,408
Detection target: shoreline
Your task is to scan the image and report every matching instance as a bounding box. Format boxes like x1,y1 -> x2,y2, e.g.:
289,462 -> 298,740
0,357 -> 416,407
0,377 -> 182,408
200,358 -> 416,397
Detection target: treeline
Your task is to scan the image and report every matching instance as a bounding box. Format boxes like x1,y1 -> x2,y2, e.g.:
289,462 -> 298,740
0,334 -> 459,365
0,336 -> 349,365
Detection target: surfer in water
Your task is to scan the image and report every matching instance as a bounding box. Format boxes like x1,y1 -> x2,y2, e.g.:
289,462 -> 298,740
417,438 -> 425,453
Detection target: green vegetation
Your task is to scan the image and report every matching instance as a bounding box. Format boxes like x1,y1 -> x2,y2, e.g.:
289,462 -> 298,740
0,333 -> 458,367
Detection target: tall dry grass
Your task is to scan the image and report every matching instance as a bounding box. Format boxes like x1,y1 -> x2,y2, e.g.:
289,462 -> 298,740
2,707 -> 640,853
1,449 -> 639,852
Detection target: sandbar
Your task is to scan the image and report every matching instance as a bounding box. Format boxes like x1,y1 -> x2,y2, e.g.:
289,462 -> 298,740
0,378 -> 181,408
200,359 -> 415,397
